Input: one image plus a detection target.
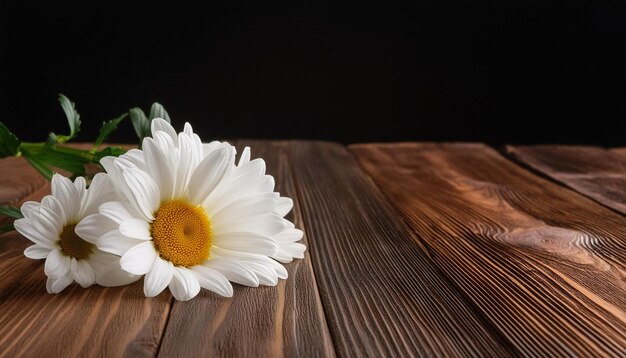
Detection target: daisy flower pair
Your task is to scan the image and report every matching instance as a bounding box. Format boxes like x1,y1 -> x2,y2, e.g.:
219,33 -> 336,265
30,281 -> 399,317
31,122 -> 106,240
14,119 -> 305,301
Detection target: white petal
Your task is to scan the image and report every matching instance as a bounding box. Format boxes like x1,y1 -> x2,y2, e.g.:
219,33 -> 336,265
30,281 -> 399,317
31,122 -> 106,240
205,258 -> 259,287
281,243 -> 306,259
75,214 -> 118,244
80,173 -> 117,217
275,197 -> 293,217
121,149 -> 147,171
211,193 -> 278,225
190,266 -> 233,297
204,162 -> 272,214
119,219 -> 152,241
213,232 -> 279,256
213,247 -> 288,280
74,176 -> 86,193
174,132 -> 201,198
35,205 -> 63,237
41,196 -> 66,225
283,219 -> 295,229
72,259 -> 95,288
98,201 -> 138,224
20,201 -> 40,219
100,156 -> 118,174
45,249 -> 71,278
169,267 -> 201,301
120,241 -> 157,275
190,133 -> 204,160
92,252 -> 141,287
238,146 -> 251,166
212,213 -> 286,237
14,218 -> 56,249
143,137 -> 175,201
151,118 -> 178,144
202,141 -> 222,157
274,228 -> 304,243
97,230 -> 143,255
187,145 -> 234,205
237,158 -> 266,178
257,175 -> 275,193
24,244 -> 51,259
152,131 -> 178,157
271,261 -> 289,280
100,157 -> 135,205
241,261 -> 278,286
271,249 -> 294,263
121,167 -> 160,221
51,174 -> 80,220
87,250 -> 119,272
46,274 -> 73,294
144,257 -> 174,297
97,268 -> 141,286
183,122 -> 194,135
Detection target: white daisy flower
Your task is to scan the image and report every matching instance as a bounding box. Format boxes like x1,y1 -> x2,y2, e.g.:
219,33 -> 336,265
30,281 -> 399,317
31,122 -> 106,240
14,173 -> 139,294
91,118 -> 305,301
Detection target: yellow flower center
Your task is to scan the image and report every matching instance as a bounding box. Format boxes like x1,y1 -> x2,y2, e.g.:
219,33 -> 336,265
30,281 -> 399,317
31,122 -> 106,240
151,199 -> 212,267
59,224 -> 94,259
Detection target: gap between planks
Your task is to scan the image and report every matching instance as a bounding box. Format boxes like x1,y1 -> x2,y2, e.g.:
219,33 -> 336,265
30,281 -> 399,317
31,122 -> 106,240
505,145 -> 626,216
289,141 -> 511,356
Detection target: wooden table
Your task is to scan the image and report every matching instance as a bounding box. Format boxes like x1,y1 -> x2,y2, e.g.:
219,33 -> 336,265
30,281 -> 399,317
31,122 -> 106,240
0,141 -> 625,357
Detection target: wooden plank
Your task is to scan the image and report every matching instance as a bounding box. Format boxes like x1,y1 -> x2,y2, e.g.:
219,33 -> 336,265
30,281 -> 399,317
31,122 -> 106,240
0,156 -> 50,226
350,143 -> 626,356
0,265 -> 171,357
506,145 -> 626,214
610,148 -> 626,156
158,141 -> 335,358
290,141 -> 509,356
0,156 -> 171,358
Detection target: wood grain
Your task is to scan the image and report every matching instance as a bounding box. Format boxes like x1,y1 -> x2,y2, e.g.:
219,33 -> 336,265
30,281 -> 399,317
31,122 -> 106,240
0,156 -> 50,226
290,141 -> 509,357
506,145 -> 626,214
351,143 -> 626,356
0,259 -> 171,357
158,141 -> 335,358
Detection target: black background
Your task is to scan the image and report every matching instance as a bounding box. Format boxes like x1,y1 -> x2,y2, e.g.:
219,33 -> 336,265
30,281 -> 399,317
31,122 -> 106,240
1,1 -> 624,146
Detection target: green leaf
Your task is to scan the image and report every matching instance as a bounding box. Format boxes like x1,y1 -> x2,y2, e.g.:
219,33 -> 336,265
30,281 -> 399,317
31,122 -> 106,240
0,205 -> 23,219
149,102 -> 170,122
92,113 -> 128,151
36,146 -> 88,176
57,94 -> 81,142
36,154 -> 86,177
22,154 -> 53,180
92,146 -> 126,162
130,107 -> 149,140
52,144 -> 93,158
0,122 -> 21,158
0,223 -> 15,234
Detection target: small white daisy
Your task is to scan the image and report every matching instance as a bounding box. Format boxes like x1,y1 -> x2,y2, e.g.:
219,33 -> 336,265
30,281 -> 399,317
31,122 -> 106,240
14,174 -> 139,294
89,118 -> 305,301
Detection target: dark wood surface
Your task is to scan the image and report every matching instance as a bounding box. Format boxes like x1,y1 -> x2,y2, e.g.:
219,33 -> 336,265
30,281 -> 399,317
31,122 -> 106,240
506,145 -> 626,214
290,142 -> 507,357
1,141 -> 625,357
351,143 -> 626,357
